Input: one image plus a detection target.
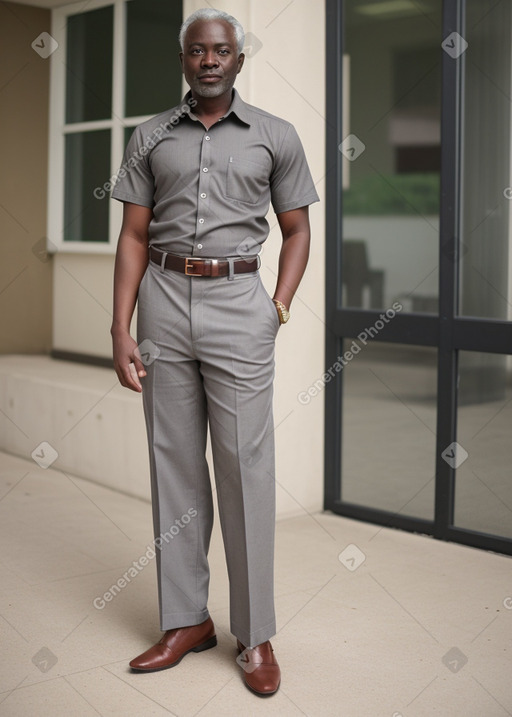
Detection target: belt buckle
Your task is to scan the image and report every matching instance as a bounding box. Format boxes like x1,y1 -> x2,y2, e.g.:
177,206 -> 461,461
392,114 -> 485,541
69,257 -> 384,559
184,258 -> 203,276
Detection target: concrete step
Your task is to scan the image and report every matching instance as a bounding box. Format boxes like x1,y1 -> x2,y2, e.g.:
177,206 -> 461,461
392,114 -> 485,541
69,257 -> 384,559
0,355 -> 150,501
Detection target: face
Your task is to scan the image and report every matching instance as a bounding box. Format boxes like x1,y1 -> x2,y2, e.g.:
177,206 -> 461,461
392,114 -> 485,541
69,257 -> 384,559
180,19 -> 244,99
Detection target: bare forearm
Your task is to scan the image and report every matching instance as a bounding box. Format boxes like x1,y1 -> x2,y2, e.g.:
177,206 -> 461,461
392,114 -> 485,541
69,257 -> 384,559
111,233 -> 148,335
273,231 -> 310,309
273,206 -> 312,309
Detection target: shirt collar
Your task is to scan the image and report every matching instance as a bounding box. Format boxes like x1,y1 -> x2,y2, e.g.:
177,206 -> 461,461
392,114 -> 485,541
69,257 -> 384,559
183,88 -> 251,127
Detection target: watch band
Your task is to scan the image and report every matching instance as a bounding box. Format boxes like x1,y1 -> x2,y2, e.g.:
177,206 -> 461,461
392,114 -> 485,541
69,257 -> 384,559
272,299 -> 290,324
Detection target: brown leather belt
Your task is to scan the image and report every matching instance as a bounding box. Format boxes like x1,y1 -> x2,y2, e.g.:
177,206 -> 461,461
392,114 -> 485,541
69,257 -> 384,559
149,247 -> 259,277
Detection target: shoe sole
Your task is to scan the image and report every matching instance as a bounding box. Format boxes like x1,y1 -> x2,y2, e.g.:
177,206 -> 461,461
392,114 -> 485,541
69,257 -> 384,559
244,680 -> 281,697
129,635 -> 218,672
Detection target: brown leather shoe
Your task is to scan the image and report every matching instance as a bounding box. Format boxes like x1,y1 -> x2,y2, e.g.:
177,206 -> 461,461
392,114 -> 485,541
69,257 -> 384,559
236,639 -> 281,696
129,617 -> 217,672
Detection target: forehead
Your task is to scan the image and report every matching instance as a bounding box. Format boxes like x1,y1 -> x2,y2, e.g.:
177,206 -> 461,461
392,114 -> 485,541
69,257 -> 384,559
184,19 -> 237,47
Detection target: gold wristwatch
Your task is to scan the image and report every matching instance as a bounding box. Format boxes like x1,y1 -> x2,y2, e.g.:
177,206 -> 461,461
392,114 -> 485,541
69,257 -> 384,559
272,299 -> 290,324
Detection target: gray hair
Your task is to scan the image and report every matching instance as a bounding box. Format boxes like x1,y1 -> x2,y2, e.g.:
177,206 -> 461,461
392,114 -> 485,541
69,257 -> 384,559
179,8 -> 245,55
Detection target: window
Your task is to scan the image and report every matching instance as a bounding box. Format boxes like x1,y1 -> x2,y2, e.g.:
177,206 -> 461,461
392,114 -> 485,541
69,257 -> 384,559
340,1 -> 442,313
48,0 -> 183,252
326,0 -> 512,556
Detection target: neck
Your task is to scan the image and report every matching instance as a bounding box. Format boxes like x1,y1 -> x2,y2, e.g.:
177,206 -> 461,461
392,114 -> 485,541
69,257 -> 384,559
190,88 -> 234,118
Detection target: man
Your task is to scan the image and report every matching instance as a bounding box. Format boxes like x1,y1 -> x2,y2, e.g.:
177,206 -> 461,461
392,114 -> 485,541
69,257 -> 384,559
111,7 -> 318,697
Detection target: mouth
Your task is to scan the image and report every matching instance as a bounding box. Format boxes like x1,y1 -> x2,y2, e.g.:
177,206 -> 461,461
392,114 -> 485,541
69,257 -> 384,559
198,75 -> 223,83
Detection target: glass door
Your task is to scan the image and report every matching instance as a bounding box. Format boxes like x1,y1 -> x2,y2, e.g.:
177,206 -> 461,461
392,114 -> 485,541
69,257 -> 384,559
325,0 -> 512,555
454,0 -> 512,540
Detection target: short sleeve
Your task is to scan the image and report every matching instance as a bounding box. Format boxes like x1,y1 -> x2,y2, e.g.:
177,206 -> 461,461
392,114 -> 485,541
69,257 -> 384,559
270,124 -> 320,214
111,126 -> 155,207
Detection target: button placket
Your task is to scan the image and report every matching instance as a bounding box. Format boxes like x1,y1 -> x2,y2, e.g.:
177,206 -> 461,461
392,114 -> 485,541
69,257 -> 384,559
195,130 -> 211,254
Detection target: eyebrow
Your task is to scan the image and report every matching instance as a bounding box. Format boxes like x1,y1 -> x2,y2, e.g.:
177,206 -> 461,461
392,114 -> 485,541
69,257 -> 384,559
187,41 -> 234,48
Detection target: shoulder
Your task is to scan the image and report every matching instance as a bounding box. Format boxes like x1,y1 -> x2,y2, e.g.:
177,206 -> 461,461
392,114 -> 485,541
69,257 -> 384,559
241,101 -> 296,140
128,99 -> 196,142
243,101 -> 292,128
240,100 -> 304,157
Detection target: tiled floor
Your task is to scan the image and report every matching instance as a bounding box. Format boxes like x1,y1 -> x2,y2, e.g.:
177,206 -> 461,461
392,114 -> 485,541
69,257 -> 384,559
0,450 -> 511,716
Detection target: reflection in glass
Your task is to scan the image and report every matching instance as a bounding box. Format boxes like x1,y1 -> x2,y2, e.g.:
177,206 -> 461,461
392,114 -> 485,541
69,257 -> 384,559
64,130 -> 110,242
66,6 -> 113,123
342,2 -> 441,311
459,1 -> 512,320
125,0 -> 183,117
124,126 -> 135,151
454,351 -> 512,538
341,341 -> 437,520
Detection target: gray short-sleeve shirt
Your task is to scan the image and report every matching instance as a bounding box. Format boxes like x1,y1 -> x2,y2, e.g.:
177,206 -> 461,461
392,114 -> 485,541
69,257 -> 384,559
111,89 -> 319,258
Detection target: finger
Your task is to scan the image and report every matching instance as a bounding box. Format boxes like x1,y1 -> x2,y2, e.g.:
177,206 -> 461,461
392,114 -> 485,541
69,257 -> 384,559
127,362 -> 142,391
132,346 -> 147,378
114,364 -> 129,389
117,362 -> 141,392
133,358 -> 147,377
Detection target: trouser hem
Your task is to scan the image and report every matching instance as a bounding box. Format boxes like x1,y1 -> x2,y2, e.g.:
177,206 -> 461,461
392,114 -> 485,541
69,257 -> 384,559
231,618 -> 277,649
160,608 -> 210,632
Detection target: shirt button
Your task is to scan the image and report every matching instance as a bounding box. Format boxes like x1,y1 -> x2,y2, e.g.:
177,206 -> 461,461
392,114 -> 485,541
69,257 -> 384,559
197,244 -> 203,249
205,135 -> 211,141
198,218 -> 205,224
200,193 -> 207,198
202,167 -> 208,172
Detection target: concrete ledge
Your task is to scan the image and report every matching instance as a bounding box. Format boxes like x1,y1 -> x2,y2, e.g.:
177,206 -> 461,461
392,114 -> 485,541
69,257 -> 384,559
0,355 -> 150,501
0,355 -> 321,519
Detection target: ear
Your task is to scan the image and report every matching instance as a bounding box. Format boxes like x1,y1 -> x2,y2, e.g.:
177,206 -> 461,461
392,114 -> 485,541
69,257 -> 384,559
179,52 -> 184,72
237,52 -> 245,74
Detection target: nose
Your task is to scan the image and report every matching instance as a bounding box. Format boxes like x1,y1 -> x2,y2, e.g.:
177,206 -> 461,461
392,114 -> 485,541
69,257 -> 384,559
201,50 -> 219,68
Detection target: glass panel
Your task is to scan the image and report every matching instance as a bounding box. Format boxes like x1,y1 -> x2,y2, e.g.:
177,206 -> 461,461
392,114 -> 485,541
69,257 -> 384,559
459,1 -> 512,320
124,125 -> 135,148
125,0 -> 183,117
454,351 -> 512,538
64,130 -> 111,242
341,340 -> 437,520
66,6 -> 113,123
342,1 -> 441,312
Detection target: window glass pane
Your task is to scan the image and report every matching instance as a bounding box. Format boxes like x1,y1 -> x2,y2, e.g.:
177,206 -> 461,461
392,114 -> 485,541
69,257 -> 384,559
66,6 -> 113,123
125,0 -> 183,117
341,340 -> 437,519
454,351 -> 512,538
342,2 -> 441,311
459,1 -> 512,320
64,130 -> 111,242
124,125 -> 135,148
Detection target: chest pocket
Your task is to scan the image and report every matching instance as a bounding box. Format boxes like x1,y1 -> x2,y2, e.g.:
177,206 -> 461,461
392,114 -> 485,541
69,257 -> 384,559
225,156 -> 271,205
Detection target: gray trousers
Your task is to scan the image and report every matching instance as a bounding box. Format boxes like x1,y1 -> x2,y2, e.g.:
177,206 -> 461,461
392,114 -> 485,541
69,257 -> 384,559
136,257 -> 280,648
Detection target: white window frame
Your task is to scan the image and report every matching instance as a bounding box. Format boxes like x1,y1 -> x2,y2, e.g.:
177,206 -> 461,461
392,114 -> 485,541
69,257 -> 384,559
47,0 -> 156,254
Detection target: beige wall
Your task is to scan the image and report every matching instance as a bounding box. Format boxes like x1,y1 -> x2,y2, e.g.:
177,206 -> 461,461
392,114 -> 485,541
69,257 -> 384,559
52,0 -> 326,516
53,253 -> 115,357
0,2 -> 52,354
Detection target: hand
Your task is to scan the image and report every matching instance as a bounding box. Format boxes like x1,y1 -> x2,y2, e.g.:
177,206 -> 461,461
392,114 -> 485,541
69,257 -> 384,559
112,328 -> 146,392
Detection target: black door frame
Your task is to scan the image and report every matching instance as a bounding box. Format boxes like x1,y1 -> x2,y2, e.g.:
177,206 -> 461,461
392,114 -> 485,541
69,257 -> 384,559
324,0 -> 512,556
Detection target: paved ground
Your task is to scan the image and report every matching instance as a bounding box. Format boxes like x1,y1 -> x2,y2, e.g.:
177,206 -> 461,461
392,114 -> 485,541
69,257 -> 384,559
0,450 -> 511,716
